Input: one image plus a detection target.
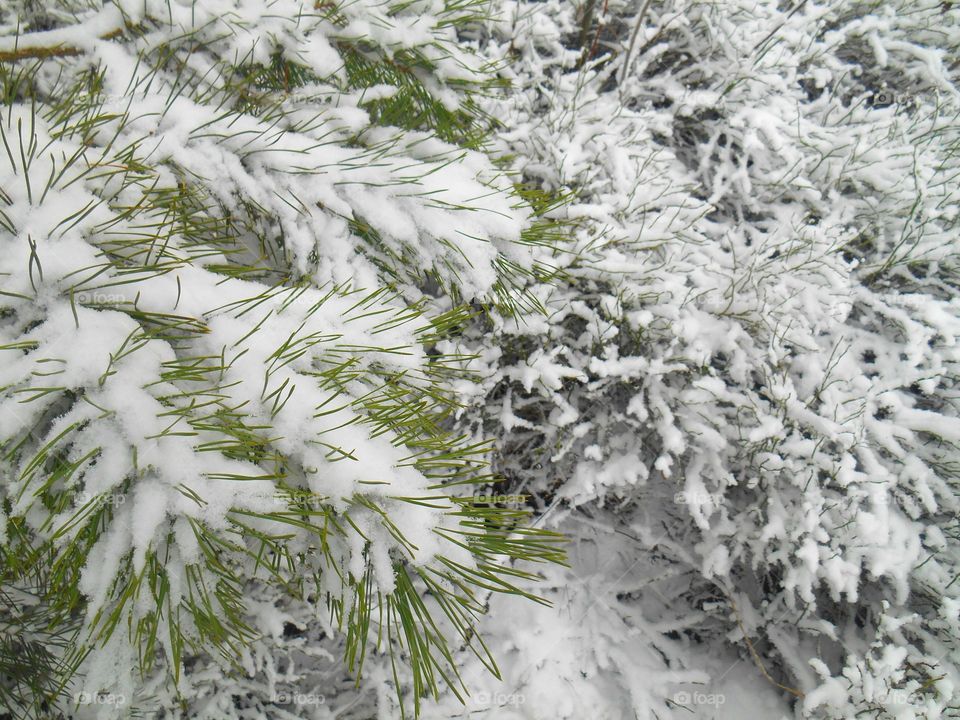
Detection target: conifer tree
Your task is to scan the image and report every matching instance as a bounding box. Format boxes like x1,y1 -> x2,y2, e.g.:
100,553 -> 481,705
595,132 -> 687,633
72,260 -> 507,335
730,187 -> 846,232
0,1 -> 564,717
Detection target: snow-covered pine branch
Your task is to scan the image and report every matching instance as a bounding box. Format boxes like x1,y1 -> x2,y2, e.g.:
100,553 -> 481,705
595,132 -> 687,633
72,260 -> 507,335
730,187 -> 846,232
0,1 -> 564,717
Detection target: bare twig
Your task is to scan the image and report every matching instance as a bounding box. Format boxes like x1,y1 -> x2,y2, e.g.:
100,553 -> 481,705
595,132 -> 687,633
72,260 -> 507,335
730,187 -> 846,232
619,0 -> 654,89
724,590 -> 806,699
587,0 -> 610,62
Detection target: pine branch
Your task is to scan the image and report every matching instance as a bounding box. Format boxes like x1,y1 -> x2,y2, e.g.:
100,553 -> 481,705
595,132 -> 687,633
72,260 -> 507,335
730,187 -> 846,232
0,6 -> 127,62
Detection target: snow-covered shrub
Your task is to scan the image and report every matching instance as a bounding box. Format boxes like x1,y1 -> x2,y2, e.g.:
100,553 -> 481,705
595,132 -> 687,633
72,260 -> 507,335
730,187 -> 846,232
443,0 -> 960,717
0,2 -> 565,717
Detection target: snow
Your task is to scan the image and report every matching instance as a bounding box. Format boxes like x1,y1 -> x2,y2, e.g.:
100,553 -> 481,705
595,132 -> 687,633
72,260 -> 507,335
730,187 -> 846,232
0,5 -> 124,56
1,0 -> 959,718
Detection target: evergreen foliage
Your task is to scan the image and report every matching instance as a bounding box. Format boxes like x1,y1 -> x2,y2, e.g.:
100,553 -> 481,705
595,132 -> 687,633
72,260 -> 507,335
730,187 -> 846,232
0,1 -> 564,717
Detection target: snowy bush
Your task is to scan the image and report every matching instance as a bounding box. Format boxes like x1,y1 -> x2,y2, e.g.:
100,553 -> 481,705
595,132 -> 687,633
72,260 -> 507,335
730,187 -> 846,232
0,2 -> 564,717
437,0 -> 960,718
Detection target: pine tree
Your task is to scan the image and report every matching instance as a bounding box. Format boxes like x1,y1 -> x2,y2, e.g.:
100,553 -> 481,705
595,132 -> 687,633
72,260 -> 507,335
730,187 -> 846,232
0,1 -> 564,717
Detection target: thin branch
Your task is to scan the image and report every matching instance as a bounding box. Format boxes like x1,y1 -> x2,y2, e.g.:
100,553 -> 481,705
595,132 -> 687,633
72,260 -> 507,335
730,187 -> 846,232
586,0 -> 610,64
619,0 -> 654,90
724,590 -> 806,699
0,6 -> 126,63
